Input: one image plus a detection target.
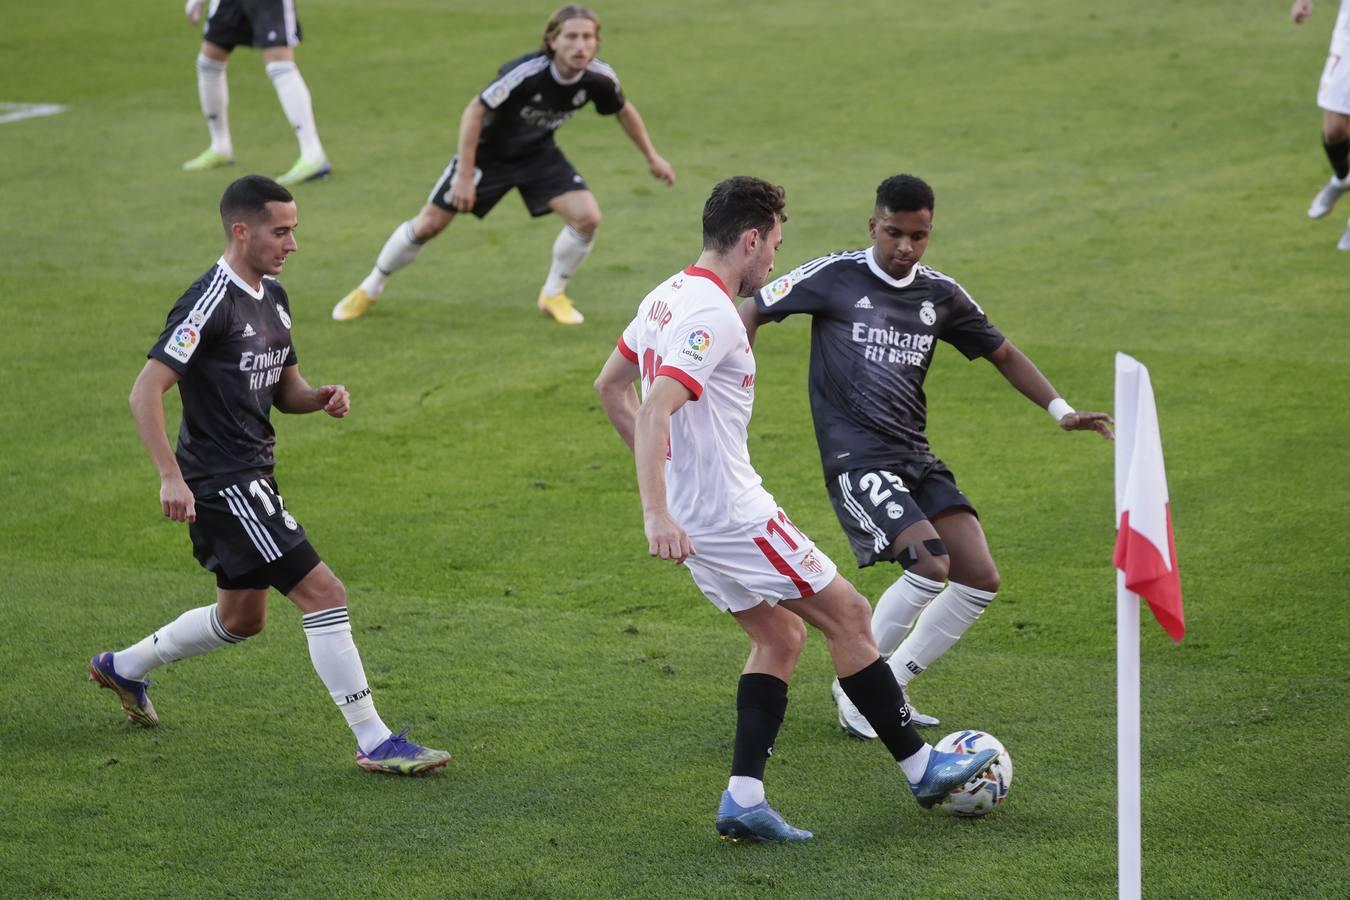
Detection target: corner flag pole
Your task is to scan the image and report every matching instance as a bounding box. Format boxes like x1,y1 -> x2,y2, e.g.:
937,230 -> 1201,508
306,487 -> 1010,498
1117,571 -> 1142,900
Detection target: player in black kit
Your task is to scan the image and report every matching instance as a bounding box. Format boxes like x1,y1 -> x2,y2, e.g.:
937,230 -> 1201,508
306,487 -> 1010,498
739,174 -> 1113,738
90,175 -> 450,776
333,4 -> 676,325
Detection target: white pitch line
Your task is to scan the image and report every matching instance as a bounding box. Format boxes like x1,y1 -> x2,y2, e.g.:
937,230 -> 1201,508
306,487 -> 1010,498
0,103 -> 68,126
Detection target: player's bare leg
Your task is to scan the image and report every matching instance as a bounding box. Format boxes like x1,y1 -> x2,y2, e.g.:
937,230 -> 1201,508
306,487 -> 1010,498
335,205 -> 455,321
886,510 -> 999,701
538,190 -> 601,324
1309,111 -> 1350,220
715,603 -> 811,842
782,577 -> 997,808
184,41 -> 235,171
263,46 -> 331,186
286,563 -> 450,774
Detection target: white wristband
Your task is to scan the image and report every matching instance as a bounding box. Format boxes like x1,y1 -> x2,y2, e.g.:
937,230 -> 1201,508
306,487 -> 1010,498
1047,398 -> 1075,423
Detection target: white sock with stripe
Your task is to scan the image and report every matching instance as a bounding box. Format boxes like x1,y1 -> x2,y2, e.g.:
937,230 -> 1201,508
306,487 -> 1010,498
888,582 -> 997,687
265,61 -> 325,164
872,571 -> 946,656
114,604 -> 245,681
360,221 -> 424,298
302,607 -> 392,754
195,53 -> 232,157
541,225 -> 594,296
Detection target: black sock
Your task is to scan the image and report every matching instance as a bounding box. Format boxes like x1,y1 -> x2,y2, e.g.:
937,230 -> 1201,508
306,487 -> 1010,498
1324,137 -> 1350,181
730,673 -> 789,781
838,657 -> 925,762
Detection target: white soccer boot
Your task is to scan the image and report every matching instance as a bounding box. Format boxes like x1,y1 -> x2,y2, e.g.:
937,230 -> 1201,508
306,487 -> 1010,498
1308,175 -> 1350,219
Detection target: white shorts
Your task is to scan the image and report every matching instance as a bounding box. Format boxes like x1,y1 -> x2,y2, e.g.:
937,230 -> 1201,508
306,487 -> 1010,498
683,508 -> 839,613
1318,48 -> 1350,114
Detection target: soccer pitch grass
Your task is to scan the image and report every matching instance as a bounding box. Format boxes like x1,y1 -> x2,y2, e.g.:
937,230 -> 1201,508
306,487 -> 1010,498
2,0 -> 1348,896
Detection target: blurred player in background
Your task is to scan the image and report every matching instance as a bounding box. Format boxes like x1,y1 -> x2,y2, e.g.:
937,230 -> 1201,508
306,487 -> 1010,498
333,5 -> 675,325
182,0 -> 331,186
90,175 -> 448,775
1293,0 -> 1350,248
594,176 -> 996,842
740,174 -> 1112,739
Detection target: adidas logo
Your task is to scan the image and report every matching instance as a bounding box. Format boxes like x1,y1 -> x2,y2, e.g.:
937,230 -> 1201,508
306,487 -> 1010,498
855,296 -> 873,309
242,323 -> 256,337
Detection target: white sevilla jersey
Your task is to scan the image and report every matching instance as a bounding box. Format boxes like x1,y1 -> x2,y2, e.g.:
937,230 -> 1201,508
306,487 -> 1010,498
618,266 -> 779,535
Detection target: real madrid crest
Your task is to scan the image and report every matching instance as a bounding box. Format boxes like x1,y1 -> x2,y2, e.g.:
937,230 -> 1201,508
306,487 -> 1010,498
276,304 -> 292,329
919,300 -> 936,326
572,89 -> 587,107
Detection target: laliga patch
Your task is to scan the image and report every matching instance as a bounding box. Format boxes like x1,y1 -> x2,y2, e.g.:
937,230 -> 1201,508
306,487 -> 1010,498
164,324 -> 199,364
482,82 -> 510,108
762,274 -> 794,307
677,326 -> 713,365
276,304 -> 291,329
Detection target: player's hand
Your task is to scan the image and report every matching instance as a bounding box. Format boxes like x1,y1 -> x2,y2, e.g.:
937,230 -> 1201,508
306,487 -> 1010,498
449,173 -> 477,212
644,510 -> 694,564
185,0 -> 205,25
647,154 -> 675,187
161,474 -> 196,523
1291,0 -> 1313,23
315,384 -> 350,418
1059,411 -> 1114,440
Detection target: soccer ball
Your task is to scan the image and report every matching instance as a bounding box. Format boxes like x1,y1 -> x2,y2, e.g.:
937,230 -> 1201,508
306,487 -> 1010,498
933,730 -> 1012,817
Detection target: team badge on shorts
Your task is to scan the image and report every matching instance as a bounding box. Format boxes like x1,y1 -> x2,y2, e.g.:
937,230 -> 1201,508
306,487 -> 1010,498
920,300 -> 937,326
886,501 -> 905,520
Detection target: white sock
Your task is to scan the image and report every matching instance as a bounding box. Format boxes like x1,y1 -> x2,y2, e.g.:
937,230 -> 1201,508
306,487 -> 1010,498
265,60 -> 325,163
360,221 -> 424,298
899,744 -> 933,784
727,775 -> 765,807
114,603 -> 245,681
889,582 -> 997,687
541,225 -> 594,296
196,53 -> 232,157
302,607 -> 392,754
872,571 -> 945,656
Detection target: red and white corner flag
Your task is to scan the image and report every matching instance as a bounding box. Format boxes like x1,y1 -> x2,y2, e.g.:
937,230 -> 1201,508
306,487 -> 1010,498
1113,353 -> 1184,642
1112,352 -> 1184,900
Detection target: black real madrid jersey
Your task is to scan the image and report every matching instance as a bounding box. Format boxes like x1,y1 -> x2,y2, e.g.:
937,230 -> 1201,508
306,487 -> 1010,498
755,248 -> 1005,479
476,51 -> 626,162
148,258 -> 299,486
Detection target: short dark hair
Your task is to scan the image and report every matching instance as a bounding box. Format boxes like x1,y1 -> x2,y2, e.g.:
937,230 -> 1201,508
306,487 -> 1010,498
875,174 -> 935,214
542,5 -> 600,56
219,175 -> 293,235
702,177 -> 787,253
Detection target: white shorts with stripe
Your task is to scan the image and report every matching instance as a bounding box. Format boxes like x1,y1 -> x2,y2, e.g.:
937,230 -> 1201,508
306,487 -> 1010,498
682,509 -> 838,613
1319,46 -> 1350,114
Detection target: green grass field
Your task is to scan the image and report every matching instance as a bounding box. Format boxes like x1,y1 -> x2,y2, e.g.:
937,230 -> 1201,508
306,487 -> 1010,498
2,0 -> 1348,896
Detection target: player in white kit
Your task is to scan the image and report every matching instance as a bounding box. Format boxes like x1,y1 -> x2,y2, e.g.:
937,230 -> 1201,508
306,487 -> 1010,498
594,177 -> 997,842
1293,0 -> 1350,248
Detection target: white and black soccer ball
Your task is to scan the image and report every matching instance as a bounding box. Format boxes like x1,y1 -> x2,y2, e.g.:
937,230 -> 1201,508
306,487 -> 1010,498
934,730 -> 1012,817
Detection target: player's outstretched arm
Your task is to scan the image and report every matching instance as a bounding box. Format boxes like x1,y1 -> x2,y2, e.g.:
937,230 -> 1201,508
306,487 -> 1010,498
274,366 -> 350,418
615,103 -> 675,186
986,339 -> 1114,439
129,359 -> 196,523
1291,0 -> 1313,24
737,298 -> 768,347
595,348 -> 641,451
634,376 -> 695,563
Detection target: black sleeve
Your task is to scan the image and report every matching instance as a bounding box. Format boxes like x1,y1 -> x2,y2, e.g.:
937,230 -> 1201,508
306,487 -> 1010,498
147,281 -> 228,374
754,257 -> 838,322
591,67 -> 626,115
941,283 -> 1005,360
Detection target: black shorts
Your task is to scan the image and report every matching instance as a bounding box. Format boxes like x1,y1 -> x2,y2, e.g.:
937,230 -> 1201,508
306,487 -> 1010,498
188,473 -> 319,591
826,459 -> 978,568
427,146 -> 588,219
204,0 -> 302,51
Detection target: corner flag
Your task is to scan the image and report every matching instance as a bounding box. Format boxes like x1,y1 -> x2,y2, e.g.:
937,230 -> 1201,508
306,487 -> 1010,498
1113,353 -> 1184,642
1112,352 -> 1184,900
